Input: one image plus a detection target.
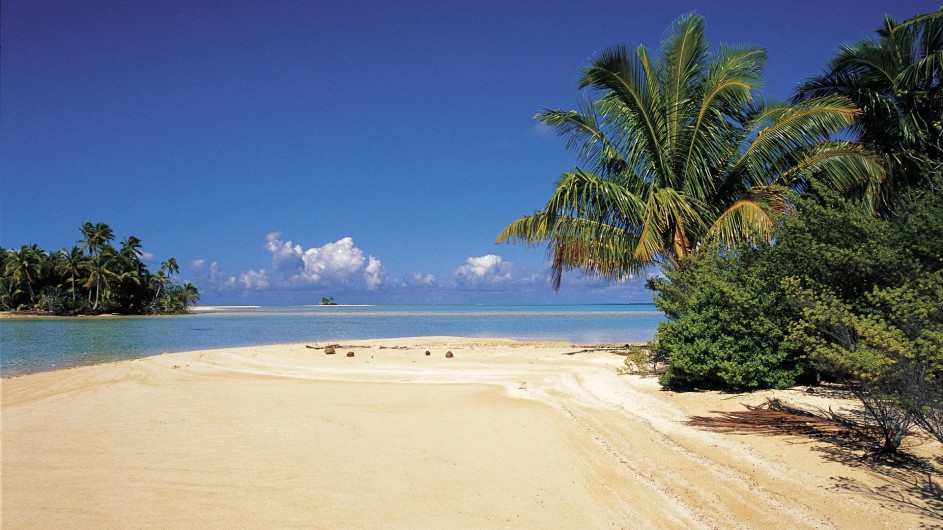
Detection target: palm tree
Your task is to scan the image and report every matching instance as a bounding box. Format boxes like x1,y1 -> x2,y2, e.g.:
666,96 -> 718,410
0,277 -> 23,310
79,222 -> 115,257
84,250 -> 120,310
498,13 -> 883,289
147,258 -> 177,300
795,8 -> 942,211
4,246 -> 44,305
181,282 -> 200,307
119,235 -> 145,267
59,246 -> 89,305
42,249 -> 64,285
150,268 -> 170,301
161,257 -> 179,277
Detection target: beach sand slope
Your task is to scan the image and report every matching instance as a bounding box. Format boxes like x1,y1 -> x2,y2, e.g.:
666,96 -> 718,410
2,338 -> 940,528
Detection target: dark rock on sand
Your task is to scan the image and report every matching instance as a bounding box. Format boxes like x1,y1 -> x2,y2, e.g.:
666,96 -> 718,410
325,347 -> 336,355
445,351 -> 454,358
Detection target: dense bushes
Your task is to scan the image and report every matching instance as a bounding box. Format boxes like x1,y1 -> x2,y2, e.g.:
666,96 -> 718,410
785,183 -> 943,450
649,180 -> 942,450
788,271 -> 943,450
649,245 -> 807,390
652,183 -> 942,391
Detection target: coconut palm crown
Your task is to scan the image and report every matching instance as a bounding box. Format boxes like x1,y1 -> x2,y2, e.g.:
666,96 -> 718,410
795,8 -> 942,212
498,13 -> 883,290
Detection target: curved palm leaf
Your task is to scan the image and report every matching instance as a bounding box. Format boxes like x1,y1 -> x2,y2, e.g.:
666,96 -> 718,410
795,8 -> 942,210
501,13 -> 882,290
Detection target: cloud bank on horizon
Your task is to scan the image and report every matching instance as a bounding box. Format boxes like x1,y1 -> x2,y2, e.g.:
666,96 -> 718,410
187,231 -> 648,304
191,233 -> 384,292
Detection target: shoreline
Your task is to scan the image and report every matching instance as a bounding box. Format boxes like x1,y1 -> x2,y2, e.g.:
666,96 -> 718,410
187,304 -> 262,311
0,310 -> 194,320
2,337 -> 940,528
0,310 -> 128,320
0,334 -> 637,380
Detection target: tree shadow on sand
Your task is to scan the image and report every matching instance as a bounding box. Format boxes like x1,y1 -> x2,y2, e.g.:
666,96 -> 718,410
686,398 -> 943,522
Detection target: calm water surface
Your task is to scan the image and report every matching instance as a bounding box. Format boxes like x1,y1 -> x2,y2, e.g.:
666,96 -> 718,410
0,304 -> 663,376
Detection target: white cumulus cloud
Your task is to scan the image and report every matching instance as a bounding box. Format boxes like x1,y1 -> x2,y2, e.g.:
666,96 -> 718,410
364,256 -> 384,290
205,261 -> 237,291
265,232 -> 305,276
192,235 -> 386,294
261,233 -> 386,290
240,269 -> 270,290
411,272 -> 437,286
452,254 -> 513,287
298,237 -> 365,283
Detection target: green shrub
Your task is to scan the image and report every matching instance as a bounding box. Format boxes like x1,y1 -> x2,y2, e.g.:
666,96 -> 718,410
650,245 -> 808,390
616,343 -> 666,375
650,180 -> 943,393
788,272 -> 943,450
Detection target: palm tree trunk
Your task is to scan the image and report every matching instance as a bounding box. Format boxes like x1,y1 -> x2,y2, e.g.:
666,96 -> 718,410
673,227 -> 691,259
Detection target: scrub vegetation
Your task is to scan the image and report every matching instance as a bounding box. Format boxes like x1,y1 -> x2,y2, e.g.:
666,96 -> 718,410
505,9 -> 942,453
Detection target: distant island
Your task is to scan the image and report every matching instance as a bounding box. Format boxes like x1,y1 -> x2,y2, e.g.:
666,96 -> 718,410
319,296 -> 337,305
1,222 -> 199,315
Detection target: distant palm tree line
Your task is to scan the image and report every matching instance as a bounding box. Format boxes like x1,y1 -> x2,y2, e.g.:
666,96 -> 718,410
1,222 -> 199,314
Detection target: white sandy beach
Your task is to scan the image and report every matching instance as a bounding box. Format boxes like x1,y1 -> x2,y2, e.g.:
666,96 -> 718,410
1,337 -> 940,528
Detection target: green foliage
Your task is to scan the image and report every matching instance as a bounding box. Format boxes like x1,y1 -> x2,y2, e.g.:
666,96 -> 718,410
651,174 -> 942,395
650,245 -> 808,390
616,343 -> 665,375
498,12 -> 880,290
1,222 -> 199,315
650,174 -> 942,454
320,296 -> 336,305
787,271 -> 943,450
795,8 -> 943,211
4,245 -> 44,304
0,276 -> 23,310
672,9 -> 943,452
763,189 -> 921,305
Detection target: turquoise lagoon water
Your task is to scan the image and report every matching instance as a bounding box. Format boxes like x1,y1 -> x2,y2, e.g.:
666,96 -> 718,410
0,304 -> 664,376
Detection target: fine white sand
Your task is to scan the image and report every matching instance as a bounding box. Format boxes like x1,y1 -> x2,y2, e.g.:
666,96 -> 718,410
2,337 -> 940,528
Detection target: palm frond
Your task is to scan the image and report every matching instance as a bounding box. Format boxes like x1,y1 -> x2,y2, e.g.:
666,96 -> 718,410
497,170 -> 647,246
660,13 -> 708,175
579,44 -> 669,180
681,45 -> 766,198
776,141 -> 885,197
496,212 -> 554,247
706,198 -> 776,247
536,103 -> 627,177
735,95 -> 859,182
545,215 -> 649,290
634,187 -> 705,262
542,170 -> 646,228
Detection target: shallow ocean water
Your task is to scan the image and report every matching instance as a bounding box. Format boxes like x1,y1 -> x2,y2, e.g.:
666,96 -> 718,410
0,304 -> 664,376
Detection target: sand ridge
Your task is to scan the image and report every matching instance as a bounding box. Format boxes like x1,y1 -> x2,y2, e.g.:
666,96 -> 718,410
2,337 -> 940,528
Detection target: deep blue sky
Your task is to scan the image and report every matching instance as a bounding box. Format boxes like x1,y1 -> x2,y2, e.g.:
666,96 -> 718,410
2,0 -> 936,304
